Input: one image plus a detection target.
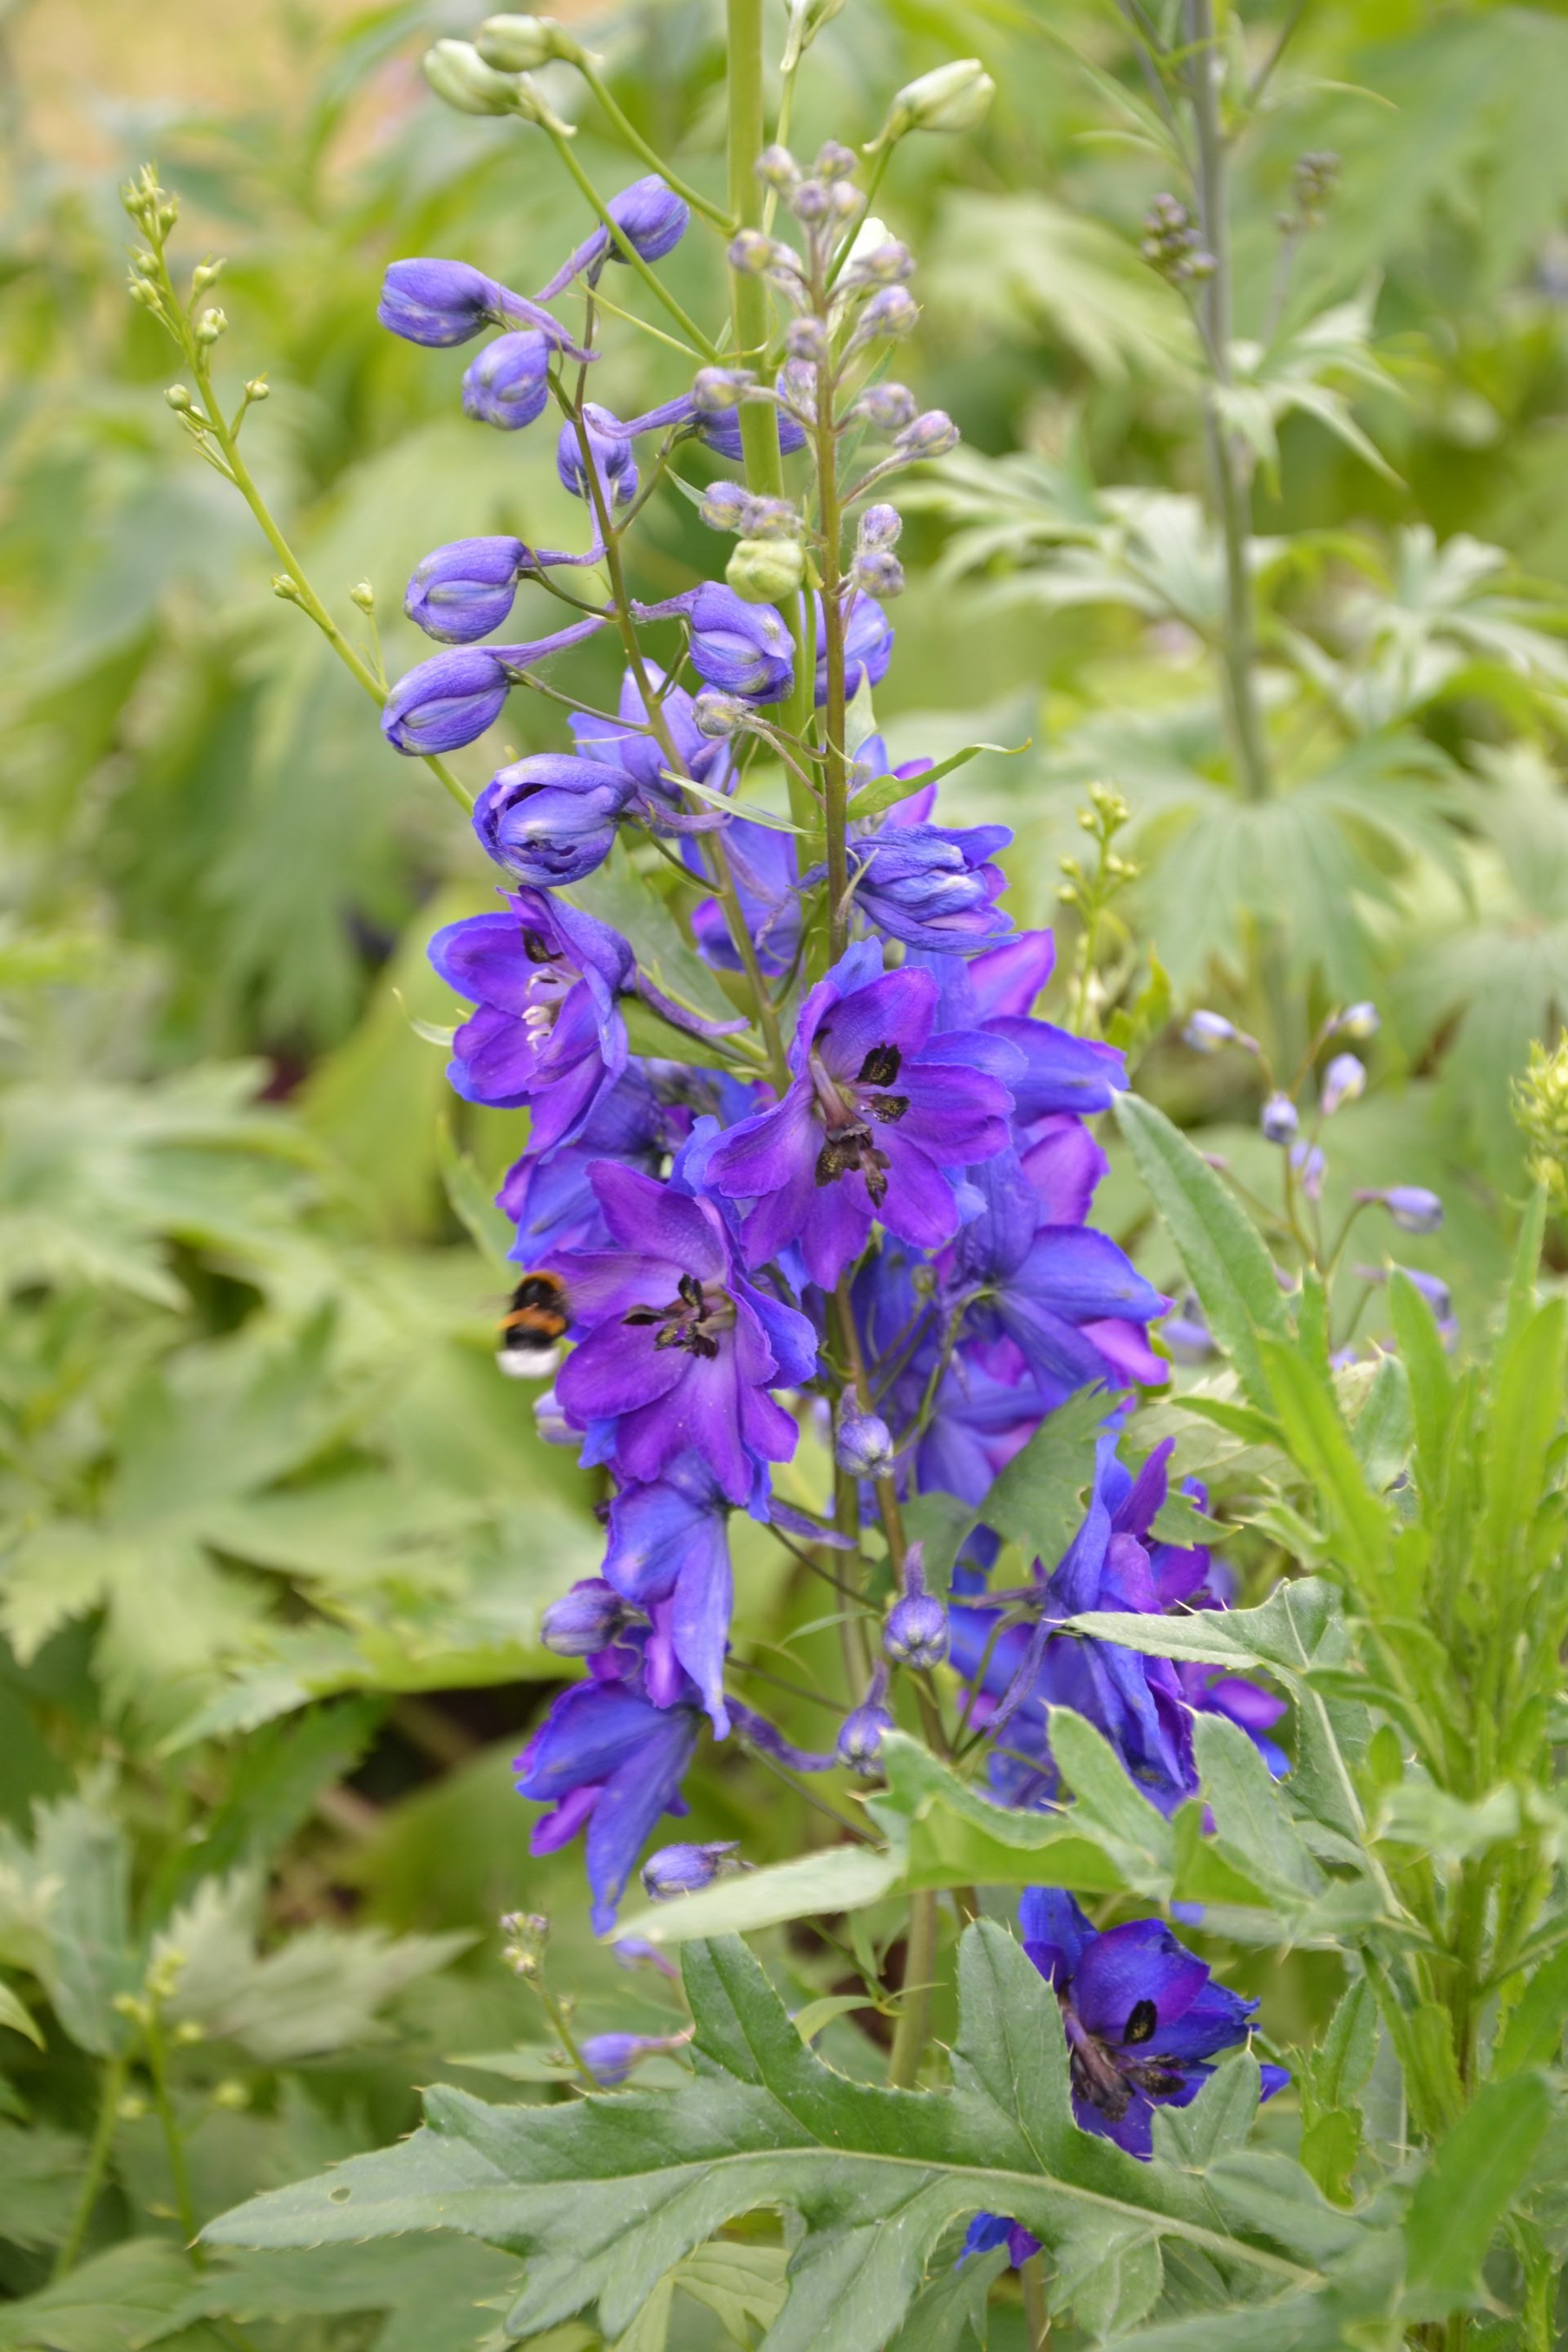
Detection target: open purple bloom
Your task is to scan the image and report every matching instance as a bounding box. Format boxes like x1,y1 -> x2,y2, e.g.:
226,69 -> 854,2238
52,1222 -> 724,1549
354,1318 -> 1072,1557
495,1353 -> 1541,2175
553,1141 -> 817,1508
461,329 -> 551,430
500,1067 -> 677,1261
537,176 -> 691,299
378,258 -> 591,356
692,812 -> 800,977
428,888 -> 630,1152
514,1623 -> 703,1931
705,941 -> 1015,1290
405,536 -> 524,644
604,1454 -> 735,1733
383,617 -> 605,755
472,752 -> 639,885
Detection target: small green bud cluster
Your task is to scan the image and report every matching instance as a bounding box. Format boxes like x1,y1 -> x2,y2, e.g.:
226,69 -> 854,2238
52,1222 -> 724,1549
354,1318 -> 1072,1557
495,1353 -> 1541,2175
1514,1036 -> 1568,1209
499,1909 -> 552,1978
421,36 -> 576,132
1279,148 -> 1340,234
875,60 -> 996,149
1140,194 -> 1216,285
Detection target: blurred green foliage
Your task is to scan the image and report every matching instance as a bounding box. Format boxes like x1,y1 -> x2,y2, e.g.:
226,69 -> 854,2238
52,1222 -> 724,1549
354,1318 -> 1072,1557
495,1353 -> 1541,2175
6,0 -> 1568,2341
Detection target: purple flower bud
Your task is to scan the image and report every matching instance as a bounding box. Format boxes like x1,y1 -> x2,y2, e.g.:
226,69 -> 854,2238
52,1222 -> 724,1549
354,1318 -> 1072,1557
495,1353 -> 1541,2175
612,1937 -> 681,1980
1360,1263 -> 1454,1330
789,178 -> 833,223
1290,1138 -> 1326,1203
1335,1000 -> 1380,1040
893,408 -> 959,457
855,239 -> 915,285
541,1578 -> 628,1655
557,403 -> 638,506
743,497 -> 802,541
786,316 -> 829,363
533,1386 -> 573,1444
1162,1300 -> 1216,1363
461,329 -> 550,430
688,583 -> 795,703
697,408 -> 809,461
699,481 -> 754,532
857,285 -> 919,342
1320,1052 -> 1365,1115
693,366 -> 756,414
578,2030 -> 688,2087
728,229 -> 790,275
1360,1185 -> 1444,1235
640,1840 -> 742,1899
693,688 -> 750,737
756,144 -> 800,191
1260,1091 -> 1299,1145
1183,1009 -> 1236,1053
858,503 -> 902,550
382,646 -> 512,754
884,1590 -> 948,1670
473,753 -> 637,884
404,535 -> 523,644
815,590 -> 892,702
854,383 -> 919,431
835,1410 -> 895,1478
837,1664 -> 893,1776
378,258 -> 589,356
854,549 -> 905,598
535,176 -> 691,299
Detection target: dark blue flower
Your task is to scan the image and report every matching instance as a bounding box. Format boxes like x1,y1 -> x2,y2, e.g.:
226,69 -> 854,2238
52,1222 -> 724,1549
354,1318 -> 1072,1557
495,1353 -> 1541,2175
569,663 -> 733,801
689,585 -> 794,703
841,819 -> 1013,955
499,1067 -> 675,1262
536,176 -> 691,299
604,1453 -> 737,1732
428,887 -> 631,1150
405,536 -> 524,644
837,1662 -> 893,1774
641,1841 -> 742,1898
705,941 -> 1015,1290
541,1578 -> 629,1655
461,330 -> 550,430
472,752 -> 639,885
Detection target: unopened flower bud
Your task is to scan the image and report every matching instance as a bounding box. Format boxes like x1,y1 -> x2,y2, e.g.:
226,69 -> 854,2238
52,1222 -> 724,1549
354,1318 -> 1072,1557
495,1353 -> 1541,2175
272,573 -> 304,604
858,502 -> 902,550
858,286 -> 919,342
884,59 -> 996,140
1320,1052 -> 1365,1116
837,1664 -> 893,1776
728,229 -> 782,275
700,480 -> 755,532
578,2029 -> 692,2086
533,1385 -> 572,1444
728,535 -> 805,602
1358,1185 -> 1444,1235
640,1840 -> 742,1899
1335,1000 -> 1379,1040
854,381 -> 919,431
243,376 -> 270,402
1183,1009 -> 1236,1053
855,239 -> 914,285
1291,1138 -> 1326,1203
756,143 -> 800,192
165,384 -> 194,412
744,496 -> 804,541
854,548 -> 905,598
423,38 -> 523,114
884,1589 -> 947,1669
693,688 -> 751,737
212,2078 -> 249,2110
127,278 -> 161,309
499,1910 -> 551,1977
815,139 -> 858,180
195,308 -> 227,344
693,365 -> 755,413
1261,1091 -> 1299,1146
893,408 -> 958,457
191,260 -> 223,294
475,12 -> 581,69
785,315 -> 829,363
790,178 -> 833,224
835,1409 -> 895,1477
541,1577 -> 627,1655
828,180 -> 863,220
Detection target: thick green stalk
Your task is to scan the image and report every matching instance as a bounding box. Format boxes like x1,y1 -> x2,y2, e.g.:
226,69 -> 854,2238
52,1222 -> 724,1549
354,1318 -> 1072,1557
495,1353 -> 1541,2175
887,1890 -> 938,2087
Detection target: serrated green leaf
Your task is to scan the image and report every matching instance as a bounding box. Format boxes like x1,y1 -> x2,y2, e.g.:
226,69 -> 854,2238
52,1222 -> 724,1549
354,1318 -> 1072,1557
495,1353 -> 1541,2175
1403,2072 -> 1552,2316
979,1384 -> 1107,1557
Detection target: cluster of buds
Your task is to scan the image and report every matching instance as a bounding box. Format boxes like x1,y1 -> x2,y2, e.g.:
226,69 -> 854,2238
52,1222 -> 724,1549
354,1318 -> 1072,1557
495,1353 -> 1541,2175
421,33 -> 576,131
1140,194 -> 1216,287
853,503 -> 905,599
1285,148 -> 1340,231
1514,1036 -> 1568,1209
499,1909 -> 551,1978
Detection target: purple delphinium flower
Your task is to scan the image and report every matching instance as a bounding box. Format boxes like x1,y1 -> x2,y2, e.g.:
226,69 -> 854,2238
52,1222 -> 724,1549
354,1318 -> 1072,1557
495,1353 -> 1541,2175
428,888 -> 630,1152
641,1840 -> 742,1899
551,1136 -> 818,1507
691,812 -> 801,976
378,259 -> 591,357
540,1577 -> 628,1655
815,590 -> 893,702
472,752 -> 638,885
558,404 -> 639,507
536,176 -> 691,300
382,617 -> 604,755
1356,1184 -> 1443,1235
461,329 -> 550,430
514,1628 -> 703,1932
837,1661 -> 893,1775
1320,1052 -> 1365,1116
570,662 -> 732,802
604,1452 -> 736,1732
705,941 -> 1015,1290
405,536 -> 525,644
688,585 -> 794,703
500,1067 -> 679,1262
578,2028 -> 693,2086
839,818 -> 1014,956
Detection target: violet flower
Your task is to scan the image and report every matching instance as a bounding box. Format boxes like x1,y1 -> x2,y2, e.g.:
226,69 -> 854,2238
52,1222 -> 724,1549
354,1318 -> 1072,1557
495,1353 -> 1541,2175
499,1067 -> 678,1262
382,617 -> 604,755
472,753 -> 639,885
551,1138 -> 818,1508
558,404 -> 639,507
378,258 -> 591,356
815,590 -> 893,702
536,176 -> 691,299
704,941 -> 1015,1290
428,888 -> 630,1151
840,819 -> 1013,955
405,536 -> 525,644
604,1453 -> 736,1732
461,329 -> 550,430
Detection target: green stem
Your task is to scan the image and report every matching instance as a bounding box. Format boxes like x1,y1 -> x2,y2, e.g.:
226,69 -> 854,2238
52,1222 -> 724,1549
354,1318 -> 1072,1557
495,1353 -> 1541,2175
575,57 -> 734,228
887,1889 -> 938,2087
814,314 -> 851,956
53,2047 -> 129,2278
145,2008 -> 203,2256
546,128 -> 723,360
1020,2252 -> 1053,2348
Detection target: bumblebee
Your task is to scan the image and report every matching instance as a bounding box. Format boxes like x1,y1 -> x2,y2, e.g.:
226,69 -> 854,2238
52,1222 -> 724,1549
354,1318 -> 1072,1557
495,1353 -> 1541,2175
496,1272 -> 569,1379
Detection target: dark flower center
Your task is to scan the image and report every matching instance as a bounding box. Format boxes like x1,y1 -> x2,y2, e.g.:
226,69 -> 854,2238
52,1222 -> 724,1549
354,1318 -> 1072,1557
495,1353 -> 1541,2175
807,1038 -> 911,1202
1124,1998 -> 1157,2045
622,1271 -> 737,1360
1061,1997 -> 1185,2123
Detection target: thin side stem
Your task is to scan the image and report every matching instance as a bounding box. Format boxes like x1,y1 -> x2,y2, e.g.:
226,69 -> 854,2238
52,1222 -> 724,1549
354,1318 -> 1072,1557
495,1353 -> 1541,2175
546,129 -> 723,361
145,2007 -> 203,2258
814,312 -> 851,956
53,2047 -> 130,2278
1021,2251 -> 1053,2349
886,1888 -> 938,2086
575,57 -> 734,228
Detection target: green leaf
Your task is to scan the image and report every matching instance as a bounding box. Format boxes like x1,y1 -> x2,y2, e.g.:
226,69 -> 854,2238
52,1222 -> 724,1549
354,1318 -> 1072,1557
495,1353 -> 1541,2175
979,1383 -> 1107,1556
1403,2072 -> 1552,2316
1258,1341 -> 1392,1588
612,1844 -> 902,1947
1191,1714 -> 1325,1903
1150,2052 -> 1260,2170
206,1927 -> 1317,2351
436,1116 -> 514,1275
568,847 -> 743,1031
1112,1095 -> 1288,1406
1481,1297 -> 1566,1575
1387,1272 -> 1454,1499
849,739 -> 1031,823
155,2238 -> 526,2352
0,2238 -> 198,2351
0,1981 -> 42,2047
1047,1710 -> 1176,1901
1494,1945 -> 1568,2078
886,2247 -> 1005,2352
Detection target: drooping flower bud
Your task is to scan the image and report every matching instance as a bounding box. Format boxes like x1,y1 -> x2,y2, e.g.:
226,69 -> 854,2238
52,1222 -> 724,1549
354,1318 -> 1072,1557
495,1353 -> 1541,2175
727,536 -> 805,603
461,330 -> 550,430
837,1664 -> 893,1776
883,1542 -> 948,1670
692,365 -> 756,413
1320,1052 -> 1365,1115
378,259 -> 590,355
728,229 -> 787,276
423,38 -> 523,114
882,59 -> 996,140
1335,1000 -> 1380,1040
853,549 -> 905,599
1357,1185 -> 1444,1235
577,2029 -> 692,2087
556,405 -> 638,506
687,584 -> 795,703
1260,1091 -> 1299,1146
854,286 -> 920,344
853,382 -> 920,432
785,315 -> 829,364
852,239 -> 915,286
693,688 -> 751,737
893,408 -> 959,458
755,143 -> 800,192
473,751 -> 637,884
382,646 -> 513,753
699,482 -> 755,533
1290,1138 -> 1326,1203
404,536 -> 524,644
640,1841 -> 742,1899
1183,1009 -> 1236,1053
476,13 -> 582,69
835,1410 -> 895,1478
541,1578 -> 628,1655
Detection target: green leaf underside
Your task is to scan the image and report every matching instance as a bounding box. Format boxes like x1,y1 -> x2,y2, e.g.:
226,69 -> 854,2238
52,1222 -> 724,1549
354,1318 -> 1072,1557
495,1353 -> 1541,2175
206,1927 -> 1315,2350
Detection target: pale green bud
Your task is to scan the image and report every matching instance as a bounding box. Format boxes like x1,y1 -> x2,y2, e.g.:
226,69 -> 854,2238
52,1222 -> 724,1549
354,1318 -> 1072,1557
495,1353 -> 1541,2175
882,59 -> 996,142
194,307 -> 227,345
476,14 -> 583,69
423,38 -> 523,114
165,384 -> 194,412
727,537 -> 805,602
350,580 -> 376,613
